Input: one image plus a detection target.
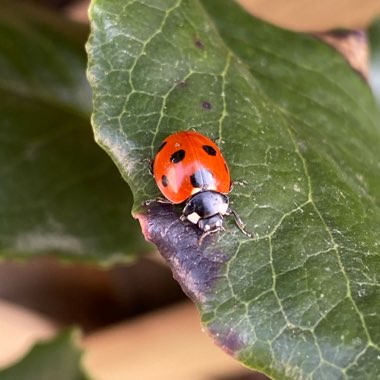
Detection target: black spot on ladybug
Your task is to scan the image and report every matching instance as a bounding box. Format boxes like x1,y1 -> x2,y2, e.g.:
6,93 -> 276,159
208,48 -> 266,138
162,175 -> 168,187
194,38 -> 204,49
157,141 -> 167,153
190,173 -> 201,188
202,101 -> 212,110
190,168 -> 213,188
203,145 -> 216,156
170,149 -> 185,163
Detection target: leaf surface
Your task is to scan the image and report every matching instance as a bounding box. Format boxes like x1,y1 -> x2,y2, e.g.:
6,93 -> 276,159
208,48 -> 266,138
0,330 -> 89,380
88,0 -> 380,378
369,17 -> 380,104
0,2 -> 151,261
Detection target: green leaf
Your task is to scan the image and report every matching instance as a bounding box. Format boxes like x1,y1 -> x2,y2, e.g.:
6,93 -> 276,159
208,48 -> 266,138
0,330 -> 90,380
369,17 -> 380,104
0,2 -> 151,261
88,0 -> 380,378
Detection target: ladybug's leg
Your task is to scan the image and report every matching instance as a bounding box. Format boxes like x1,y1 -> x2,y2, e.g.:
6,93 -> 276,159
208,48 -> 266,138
229,180 -> 247,191
233,180 -> 247,186
142,197 -> 172,206
198,228 -> 221,245
145,158 -> 154,175
226,208 -> 253,238
142,157 -> 155,175
213,136 -> 221,144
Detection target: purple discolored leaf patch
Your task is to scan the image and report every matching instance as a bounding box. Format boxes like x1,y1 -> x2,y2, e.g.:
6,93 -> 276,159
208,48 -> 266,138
208,324 -> 245,356
136,202 -> 229,304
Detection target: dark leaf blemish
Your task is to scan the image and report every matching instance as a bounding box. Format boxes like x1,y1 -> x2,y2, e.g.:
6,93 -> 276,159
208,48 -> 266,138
195,38 -> 204,49
202,101 -> 212,110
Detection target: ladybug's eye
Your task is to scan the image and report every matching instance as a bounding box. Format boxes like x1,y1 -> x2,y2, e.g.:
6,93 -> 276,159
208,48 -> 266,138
170,149 -> 185,163
202,145 -> 216,156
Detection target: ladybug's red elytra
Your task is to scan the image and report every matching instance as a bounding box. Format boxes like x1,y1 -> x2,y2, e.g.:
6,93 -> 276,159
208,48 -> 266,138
151,131 -> 251,241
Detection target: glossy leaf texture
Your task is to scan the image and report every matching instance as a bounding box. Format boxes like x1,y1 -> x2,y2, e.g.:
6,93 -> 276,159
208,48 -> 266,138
0,2 -> 151,261
88,0 -> 380,378
369,17 -> 380,103
0,330 -> 90,380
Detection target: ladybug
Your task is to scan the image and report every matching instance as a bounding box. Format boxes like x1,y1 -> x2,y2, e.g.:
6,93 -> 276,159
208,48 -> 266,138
150,131 -> 251,242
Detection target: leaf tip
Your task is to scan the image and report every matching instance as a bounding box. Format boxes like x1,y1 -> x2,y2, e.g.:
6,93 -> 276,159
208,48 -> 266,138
315,29 -> 369,80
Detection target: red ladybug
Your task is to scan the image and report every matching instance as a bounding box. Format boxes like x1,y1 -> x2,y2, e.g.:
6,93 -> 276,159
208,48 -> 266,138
151,131 -> 251,241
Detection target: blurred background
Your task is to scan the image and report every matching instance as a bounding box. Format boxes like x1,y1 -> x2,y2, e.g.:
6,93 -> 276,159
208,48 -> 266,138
0,1 -> 379,379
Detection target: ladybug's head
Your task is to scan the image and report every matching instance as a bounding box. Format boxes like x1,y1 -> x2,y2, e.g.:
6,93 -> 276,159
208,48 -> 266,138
181,191 -> 229,233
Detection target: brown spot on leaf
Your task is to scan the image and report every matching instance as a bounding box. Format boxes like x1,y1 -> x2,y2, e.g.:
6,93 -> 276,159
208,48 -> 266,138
177,79 -> 187,88
202,101 -> 212,110
194,38 -> 204,49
